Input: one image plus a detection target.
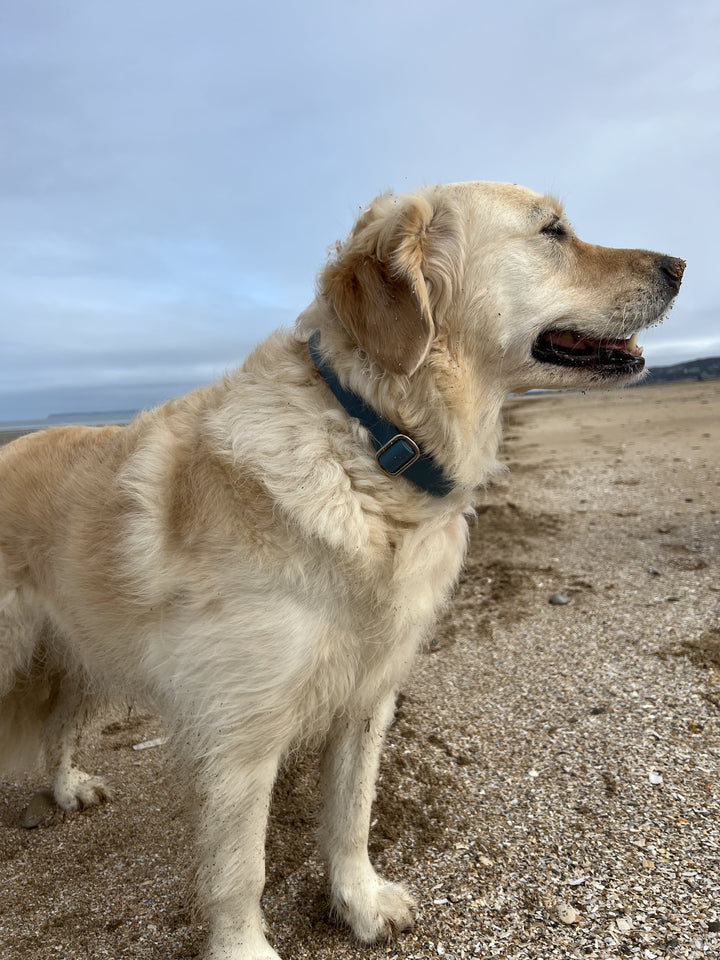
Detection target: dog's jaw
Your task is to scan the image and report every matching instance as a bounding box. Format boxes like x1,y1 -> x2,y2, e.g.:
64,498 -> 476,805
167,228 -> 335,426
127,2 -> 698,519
530,329 -> 646,376
520,273 -> 684,390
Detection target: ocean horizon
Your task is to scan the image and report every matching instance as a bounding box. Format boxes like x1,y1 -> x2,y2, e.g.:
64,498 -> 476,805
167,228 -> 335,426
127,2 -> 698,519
0,410 -> 137,432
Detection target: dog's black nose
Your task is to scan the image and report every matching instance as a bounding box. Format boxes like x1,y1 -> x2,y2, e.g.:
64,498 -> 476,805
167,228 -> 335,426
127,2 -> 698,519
658,256 -> 686,293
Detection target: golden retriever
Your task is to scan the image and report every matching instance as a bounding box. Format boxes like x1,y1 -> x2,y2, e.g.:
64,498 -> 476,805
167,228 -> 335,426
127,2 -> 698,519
0,182 -> 684,959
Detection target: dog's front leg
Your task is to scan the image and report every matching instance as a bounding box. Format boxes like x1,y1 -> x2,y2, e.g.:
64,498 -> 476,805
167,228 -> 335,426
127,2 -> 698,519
198,752 -> 282,960
320,691 -> 416,942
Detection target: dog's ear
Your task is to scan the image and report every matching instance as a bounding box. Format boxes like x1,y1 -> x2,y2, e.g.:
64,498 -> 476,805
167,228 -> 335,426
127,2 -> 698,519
321,195 -> 439,377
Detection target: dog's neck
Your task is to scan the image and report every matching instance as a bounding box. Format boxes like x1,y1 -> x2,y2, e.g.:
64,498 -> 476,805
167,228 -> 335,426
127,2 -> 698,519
308,332 -> 456,497
297,306 -> 507,494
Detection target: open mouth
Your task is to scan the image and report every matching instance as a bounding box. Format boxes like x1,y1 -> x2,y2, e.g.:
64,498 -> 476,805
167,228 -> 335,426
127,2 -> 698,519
531,329 -> 645,374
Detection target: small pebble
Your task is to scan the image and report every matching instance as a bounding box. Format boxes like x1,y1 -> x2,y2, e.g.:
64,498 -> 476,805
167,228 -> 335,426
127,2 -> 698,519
553,901 -> 581,924
548,592 -> 571,606
22,790 -> 56,829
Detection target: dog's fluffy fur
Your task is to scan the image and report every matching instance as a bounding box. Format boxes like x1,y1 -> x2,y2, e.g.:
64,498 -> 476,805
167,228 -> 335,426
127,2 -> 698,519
0,182 -> 683,958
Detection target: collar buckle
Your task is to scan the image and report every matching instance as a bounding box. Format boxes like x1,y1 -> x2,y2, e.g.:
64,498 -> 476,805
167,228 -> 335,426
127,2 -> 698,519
375,434 -> 421,477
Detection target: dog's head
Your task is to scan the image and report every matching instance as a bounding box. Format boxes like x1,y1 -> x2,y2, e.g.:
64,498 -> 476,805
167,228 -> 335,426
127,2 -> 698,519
318,182 -> 684,393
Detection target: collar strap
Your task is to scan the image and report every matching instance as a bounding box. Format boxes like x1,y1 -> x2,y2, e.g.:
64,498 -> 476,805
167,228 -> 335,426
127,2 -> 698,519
308,332 -> 455,497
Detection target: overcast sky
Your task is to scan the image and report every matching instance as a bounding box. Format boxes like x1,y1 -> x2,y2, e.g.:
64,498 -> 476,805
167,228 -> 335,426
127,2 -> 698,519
1,0 -> 717,421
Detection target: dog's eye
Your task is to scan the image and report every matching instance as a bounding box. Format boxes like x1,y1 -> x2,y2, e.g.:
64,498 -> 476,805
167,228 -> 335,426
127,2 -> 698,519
541,218 -> 568,240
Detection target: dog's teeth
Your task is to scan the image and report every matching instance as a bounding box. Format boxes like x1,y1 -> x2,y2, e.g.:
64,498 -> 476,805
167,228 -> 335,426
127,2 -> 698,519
624,333 -> 642,357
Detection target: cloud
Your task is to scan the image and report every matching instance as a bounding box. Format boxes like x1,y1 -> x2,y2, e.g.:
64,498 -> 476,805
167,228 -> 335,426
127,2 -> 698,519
0,0 -> 717,420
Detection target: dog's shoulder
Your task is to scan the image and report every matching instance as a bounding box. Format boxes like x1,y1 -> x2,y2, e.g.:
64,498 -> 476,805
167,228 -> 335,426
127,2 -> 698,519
199,331 -> 396,560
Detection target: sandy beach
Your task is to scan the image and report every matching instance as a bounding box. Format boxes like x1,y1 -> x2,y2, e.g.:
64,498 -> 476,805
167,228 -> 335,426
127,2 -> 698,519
1,379 -> 718,960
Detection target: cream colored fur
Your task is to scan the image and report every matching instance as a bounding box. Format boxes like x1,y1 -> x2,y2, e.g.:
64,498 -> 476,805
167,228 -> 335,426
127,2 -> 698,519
0,182 -> 682,959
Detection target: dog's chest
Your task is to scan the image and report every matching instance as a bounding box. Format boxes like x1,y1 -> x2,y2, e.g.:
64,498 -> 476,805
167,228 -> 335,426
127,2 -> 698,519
375,511 -> 468,639
299,511 -> 469,720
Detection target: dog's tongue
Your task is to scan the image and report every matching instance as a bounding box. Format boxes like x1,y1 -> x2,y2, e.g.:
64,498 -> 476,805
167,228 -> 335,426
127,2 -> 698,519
545,331 -> 642,357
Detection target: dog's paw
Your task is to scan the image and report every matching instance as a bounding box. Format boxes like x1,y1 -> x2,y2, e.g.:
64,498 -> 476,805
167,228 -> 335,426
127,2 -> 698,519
333,879 -> 416,943
54,767 -> 110,811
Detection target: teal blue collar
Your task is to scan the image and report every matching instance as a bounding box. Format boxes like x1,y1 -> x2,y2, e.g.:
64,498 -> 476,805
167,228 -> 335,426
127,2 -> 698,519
308,332 -> 455,497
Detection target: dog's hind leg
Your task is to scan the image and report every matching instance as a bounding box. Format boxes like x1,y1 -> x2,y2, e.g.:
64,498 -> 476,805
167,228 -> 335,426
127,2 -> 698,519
320,690 -> 416,943
0,588 -> 54,773
43,682 -> 109,811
